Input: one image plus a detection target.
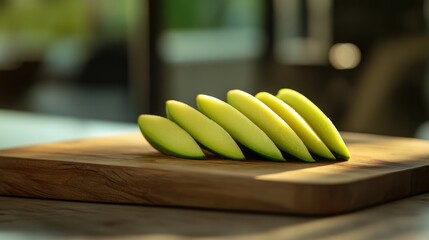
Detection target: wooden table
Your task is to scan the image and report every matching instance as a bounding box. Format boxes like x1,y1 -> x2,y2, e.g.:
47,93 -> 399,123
1,193 -> 429,240
1,110 -> 429,240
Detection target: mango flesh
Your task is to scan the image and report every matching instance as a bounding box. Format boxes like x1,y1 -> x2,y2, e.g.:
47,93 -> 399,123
166,100 -> 245,160
196,94 -> 284,161
277,88 -> 350,160
256,92 -> 335,159
227,90 -> 314,162
137,114 -> 205,159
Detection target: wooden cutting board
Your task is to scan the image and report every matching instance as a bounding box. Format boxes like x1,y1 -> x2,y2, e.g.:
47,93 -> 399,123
0,132 -> 428,215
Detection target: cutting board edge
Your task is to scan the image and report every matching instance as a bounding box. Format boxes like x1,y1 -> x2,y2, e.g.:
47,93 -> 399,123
1,156 -> 428,215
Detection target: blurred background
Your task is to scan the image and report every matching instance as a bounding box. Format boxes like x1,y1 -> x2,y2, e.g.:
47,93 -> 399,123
0,0 -> 428,140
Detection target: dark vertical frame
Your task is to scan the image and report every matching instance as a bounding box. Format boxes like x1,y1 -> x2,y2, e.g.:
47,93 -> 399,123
262,0 -> 274,63
129,0 -> 165,116
147,0 -> 164,115
258,0 -> 275,90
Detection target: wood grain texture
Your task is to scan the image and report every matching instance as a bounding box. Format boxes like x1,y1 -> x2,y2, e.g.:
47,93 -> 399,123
0,132 -> 428,215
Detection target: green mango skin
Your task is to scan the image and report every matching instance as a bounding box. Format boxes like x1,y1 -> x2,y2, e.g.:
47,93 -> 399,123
196,94 -> 284,161
138,114 -> 205,159
227,90 -> 314,162
256,92 -> 336,160
166,100 -> 245,160
276,89 -> 350,160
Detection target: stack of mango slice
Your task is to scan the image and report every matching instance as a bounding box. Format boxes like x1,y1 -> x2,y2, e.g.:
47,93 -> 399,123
138,89 -> 350,162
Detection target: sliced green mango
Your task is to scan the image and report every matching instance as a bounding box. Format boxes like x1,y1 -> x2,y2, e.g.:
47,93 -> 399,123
166,100 -> 245,160
256,92 -> 335,159
227,90 -> 314,162
276,88 -> 350,160
137,114 -> 205,159
196,94 -> 284,161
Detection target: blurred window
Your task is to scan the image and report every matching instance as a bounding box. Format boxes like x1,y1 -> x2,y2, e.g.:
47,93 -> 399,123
274,0 -> 332,65
159,0 -> 264,63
